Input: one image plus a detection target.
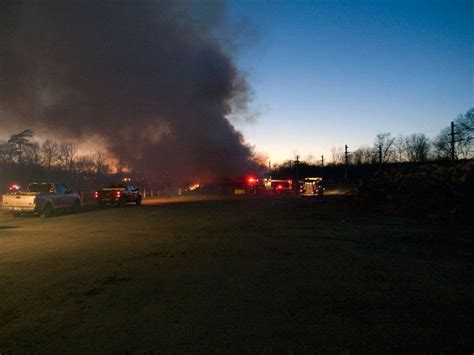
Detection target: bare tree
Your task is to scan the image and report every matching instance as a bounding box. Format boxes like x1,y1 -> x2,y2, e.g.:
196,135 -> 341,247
23,142 -> 40,165
458,107 -> 474,133
374,133 -> 395,163
331,147 -> 344,165
433,107 -> 474,159
94,151 -> 110,174
394,135 -> 407,162
114,156 -> 128,175
76,155 -> 96,174
59,142 -> 77,172
352,146 -> 376,165
405,133 -> 430,162
433,128 -> 451,159
41,139 -> 60,169
0,140 -> 15,163
456,107 -> 473,158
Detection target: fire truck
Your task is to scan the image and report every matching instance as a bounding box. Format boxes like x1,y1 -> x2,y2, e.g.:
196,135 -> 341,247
242,177 -> 294,195
299,177 -> 324,197
264,178 -> 293,194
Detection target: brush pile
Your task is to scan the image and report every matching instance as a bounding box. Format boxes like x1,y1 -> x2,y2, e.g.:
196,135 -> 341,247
355,161 -> 474,222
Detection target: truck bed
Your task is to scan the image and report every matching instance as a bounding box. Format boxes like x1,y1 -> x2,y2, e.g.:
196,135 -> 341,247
2,193 -> 37,212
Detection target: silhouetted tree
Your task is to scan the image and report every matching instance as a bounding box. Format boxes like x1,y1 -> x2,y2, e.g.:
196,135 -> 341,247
433,128 -> 452,159
76,155 -> 96,174
405,133 -> 430,162
459,107 -> 474,132
7,129 -> 35,164
433,107 -> 474,159
41,139 -> 60,169
352,146 -> 376,165
59,142 -> 77,172
394,136 -> 407,162
374,133 -> 395,163
23,142 -> 40,165
455,107 -> 473,158
0,140 -> 14,163
331,147 -> 344,165
94,151 -> 110,174
114,156 -> 128,175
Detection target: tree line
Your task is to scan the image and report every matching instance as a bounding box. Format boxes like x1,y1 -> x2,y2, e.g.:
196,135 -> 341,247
273,107 -> 473,170
0,130 -> 120,175
337,107 -> 473,165
1,107 -> 472,178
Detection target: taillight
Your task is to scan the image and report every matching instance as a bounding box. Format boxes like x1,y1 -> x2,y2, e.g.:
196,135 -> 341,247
94,191 -> 99,198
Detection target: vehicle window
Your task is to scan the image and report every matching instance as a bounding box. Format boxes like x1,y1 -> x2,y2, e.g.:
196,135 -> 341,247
27,183 -> 54,193
55,184 -> 67,194
56,184 -> 72,194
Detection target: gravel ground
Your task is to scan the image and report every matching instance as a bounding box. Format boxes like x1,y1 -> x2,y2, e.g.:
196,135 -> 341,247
0,195 -> 473,353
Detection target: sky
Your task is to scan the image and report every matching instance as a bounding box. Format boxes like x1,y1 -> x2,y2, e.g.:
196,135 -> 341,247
1,0 -> 472,171
229,0 -> 473,163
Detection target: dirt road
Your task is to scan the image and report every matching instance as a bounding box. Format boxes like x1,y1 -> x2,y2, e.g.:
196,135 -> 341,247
0,196 -> 472,352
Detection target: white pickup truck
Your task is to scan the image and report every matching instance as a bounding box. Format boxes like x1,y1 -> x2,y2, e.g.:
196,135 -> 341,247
2,182 -> 81,217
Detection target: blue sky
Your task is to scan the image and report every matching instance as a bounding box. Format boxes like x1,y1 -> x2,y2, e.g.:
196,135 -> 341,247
228,0 -> 473,163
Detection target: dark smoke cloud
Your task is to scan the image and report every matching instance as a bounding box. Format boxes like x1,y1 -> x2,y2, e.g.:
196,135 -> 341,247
0,0 -> 262,182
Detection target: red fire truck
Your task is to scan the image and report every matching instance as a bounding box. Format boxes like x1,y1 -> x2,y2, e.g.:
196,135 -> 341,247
299,177 -> 324,197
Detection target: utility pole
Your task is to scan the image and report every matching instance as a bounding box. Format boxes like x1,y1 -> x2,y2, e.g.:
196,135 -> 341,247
448,121 -> 464,161
295,155 -> 300,187
321,155 -> 324,179
449,121 -> 456,161
378,144 -> 383,165
344,145 -> 349,181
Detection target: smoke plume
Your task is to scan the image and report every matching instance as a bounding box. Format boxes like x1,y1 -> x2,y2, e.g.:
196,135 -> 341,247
0,0 -> 262,182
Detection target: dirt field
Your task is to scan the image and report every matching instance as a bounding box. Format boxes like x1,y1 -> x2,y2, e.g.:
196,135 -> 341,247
0,195 -> 473,353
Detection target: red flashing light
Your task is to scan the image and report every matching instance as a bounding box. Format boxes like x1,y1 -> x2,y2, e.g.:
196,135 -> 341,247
288,180 -> 292,185
247,177 -> 256,184
9,184 -> 20,191
116,191 -> 121,197
94,191 -> 99,198
277,185 -> 282,190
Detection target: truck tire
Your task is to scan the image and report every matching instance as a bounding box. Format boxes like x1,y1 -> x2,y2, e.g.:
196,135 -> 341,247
118,199 -> 126,208
41,203 -> 53,218
136,197 -> 142,206
98,201 -> 106,209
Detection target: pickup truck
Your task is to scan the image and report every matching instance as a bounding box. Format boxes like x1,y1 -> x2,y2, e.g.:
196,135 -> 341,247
95,184 -> 142,208
2,182 -> 81,217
